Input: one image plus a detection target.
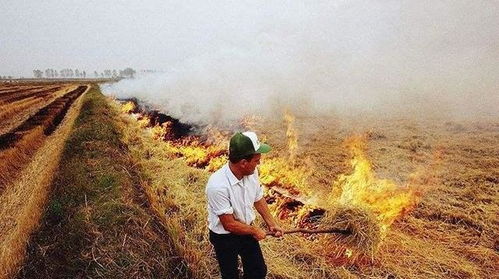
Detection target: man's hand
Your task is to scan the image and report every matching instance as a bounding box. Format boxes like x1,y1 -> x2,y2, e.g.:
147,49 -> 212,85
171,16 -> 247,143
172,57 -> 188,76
268,225 -> 284,238
254,198 -> 284,238
252,227 -> 267,241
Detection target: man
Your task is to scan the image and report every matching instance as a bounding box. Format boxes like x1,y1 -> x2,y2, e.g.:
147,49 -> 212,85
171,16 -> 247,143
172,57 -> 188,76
206,131 -> 284,279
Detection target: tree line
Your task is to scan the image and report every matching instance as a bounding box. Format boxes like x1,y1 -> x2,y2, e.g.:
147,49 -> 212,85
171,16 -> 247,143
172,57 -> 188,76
32,67 -> 136,79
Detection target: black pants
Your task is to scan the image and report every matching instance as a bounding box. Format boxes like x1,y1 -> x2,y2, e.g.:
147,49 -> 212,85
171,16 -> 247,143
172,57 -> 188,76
209,230 -> 267,279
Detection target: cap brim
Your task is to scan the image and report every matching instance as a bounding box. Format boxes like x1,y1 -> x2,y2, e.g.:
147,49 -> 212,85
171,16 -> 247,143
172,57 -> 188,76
256,143 -> 271,153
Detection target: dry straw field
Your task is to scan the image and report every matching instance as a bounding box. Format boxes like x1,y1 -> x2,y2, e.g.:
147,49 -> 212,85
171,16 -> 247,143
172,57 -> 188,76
0,83 -> 496,279
0,82 -> 89,279
116,99 -> 498,279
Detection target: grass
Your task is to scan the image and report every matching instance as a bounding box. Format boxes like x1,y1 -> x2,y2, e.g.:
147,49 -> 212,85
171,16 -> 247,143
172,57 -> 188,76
114,107 -> 218,278
18,87 -> 187,278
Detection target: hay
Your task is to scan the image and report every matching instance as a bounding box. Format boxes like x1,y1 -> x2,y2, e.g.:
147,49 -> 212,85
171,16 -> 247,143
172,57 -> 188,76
319,205 -> 381,257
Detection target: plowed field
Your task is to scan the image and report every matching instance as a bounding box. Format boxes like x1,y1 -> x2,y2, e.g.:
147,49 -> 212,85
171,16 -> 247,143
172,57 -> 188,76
0,82 -> 89,279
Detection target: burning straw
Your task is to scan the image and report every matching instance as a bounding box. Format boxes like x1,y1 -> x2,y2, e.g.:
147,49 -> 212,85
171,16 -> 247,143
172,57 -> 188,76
318,205 -> 381,259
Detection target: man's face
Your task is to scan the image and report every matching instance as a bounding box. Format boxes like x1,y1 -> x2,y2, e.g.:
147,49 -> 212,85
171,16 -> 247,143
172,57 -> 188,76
241,153 -> 261,175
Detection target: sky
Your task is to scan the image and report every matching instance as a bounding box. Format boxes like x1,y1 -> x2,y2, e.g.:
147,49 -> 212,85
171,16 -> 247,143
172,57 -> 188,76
2,0 -> 498,122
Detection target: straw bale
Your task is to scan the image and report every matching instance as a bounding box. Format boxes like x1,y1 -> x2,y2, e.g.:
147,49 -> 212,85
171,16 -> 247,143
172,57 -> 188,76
319,205 -> 381,257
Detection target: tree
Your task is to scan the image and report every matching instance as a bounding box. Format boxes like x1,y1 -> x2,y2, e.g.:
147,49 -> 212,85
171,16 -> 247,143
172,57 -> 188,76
45,68 -> 56,78
94,71 -> 99,78
33,69 -> 43,78
122,67 -> 136,79
82,71 -> 86,78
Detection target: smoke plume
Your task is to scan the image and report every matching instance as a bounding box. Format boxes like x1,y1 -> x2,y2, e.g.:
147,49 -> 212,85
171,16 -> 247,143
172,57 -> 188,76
103,0 -> 499,126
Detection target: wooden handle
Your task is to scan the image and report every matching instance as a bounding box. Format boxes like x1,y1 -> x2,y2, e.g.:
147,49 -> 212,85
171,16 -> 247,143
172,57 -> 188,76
266,228 -> 350,236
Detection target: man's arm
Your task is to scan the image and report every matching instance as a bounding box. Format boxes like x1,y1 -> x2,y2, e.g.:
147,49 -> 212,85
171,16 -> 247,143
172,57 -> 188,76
219,214 -> 267,241
254,198 -> 283,237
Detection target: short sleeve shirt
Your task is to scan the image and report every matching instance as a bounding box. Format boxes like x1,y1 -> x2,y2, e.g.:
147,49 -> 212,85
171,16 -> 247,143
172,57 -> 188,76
206,163 -> 264,234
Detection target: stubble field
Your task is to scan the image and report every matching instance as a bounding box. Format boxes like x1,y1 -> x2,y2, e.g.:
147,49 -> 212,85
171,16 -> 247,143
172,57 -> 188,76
116,99 -> 498,279
0,82 -> 496,278
0,82 -> 89,278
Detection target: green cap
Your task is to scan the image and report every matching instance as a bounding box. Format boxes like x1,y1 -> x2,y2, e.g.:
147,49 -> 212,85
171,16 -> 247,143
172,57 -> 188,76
229,131 -> 271,159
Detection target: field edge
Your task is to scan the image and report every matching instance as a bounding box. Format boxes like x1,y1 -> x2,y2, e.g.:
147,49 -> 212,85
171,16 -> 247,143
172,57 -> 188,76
17,86 -> 189,278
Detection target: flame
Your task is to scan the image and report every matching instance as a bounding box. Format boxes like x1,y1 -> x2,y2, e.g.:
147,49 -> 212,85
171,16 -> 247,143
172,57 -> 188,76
258,157 -> 320,225
162,126 -> 228,168
264,186 -> 321,226
162,140 -> 227,168
119,104 -> 322,228
329,135 -> 420,235
283,109 -> 298,163
121,101 -> 136,114
150,122 -> 171,140
121,104 -> 422,236
344,249 -> 353,258
259,157 -> 311,197
119,103 -> 439,265
206,155 -> 228,172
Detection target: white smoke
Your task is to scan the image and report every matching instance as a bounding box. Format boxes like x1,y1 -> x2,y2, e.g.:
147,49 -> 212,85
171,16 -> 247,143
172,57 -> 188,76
103,0 -> 499,125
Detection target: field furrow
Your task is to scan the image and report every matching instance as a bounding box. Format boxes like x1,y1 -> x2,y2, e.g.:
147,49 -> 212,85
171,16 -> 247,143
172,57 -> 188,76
0,85 -> 88,193
0,85 -> 79,135
0,86 -> 60,104
0,84 -> 88,279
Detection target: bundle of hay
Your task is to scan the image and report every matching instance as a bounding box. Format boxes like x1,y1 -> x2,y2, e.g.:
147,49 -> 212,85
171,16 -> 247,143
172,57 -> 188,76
318,205 -> 381,258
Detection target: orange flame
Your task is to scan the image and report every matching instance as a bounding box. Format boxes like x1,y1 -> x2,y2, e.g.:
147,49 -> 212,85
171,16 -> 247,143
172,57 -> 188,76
119,103 -> 441,265
259,157 -> 311,197
150,122 -> 171,140
329,135 -> 420,235
283,109 -> 298,164
344,249 -> 353,258
162,139 -> 227,168
121,101 -> 136,114
258,156 -> 320,225
119,105 -> 319,225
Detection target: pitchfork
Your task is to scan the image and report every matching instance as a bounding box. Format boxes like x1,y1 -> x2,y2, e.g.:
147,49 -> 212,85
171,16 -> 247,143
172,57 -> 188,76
266,228 -> 351,236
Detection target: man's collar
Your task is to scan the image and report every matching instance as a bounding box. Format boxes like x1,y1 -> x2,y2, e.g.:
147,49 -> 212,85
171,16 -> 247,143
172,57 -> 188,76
225,164 -> 242,186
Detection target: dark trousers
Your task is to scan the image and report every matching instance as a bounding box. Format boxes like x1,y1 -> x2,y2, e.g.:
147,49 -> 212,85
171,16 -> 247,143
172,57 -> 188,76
209,230 -> 267,279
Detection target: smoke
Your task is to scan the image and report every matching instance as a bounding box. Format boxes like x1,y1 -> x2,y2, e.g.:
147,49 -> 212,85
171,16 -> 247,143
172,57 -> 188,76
103,0 -> 499,126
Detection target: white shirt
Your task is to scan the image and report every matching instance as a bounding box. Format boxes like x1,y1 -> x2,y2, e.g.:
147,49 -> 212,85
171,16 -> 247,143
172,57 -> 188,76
206,163 -> 264,234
